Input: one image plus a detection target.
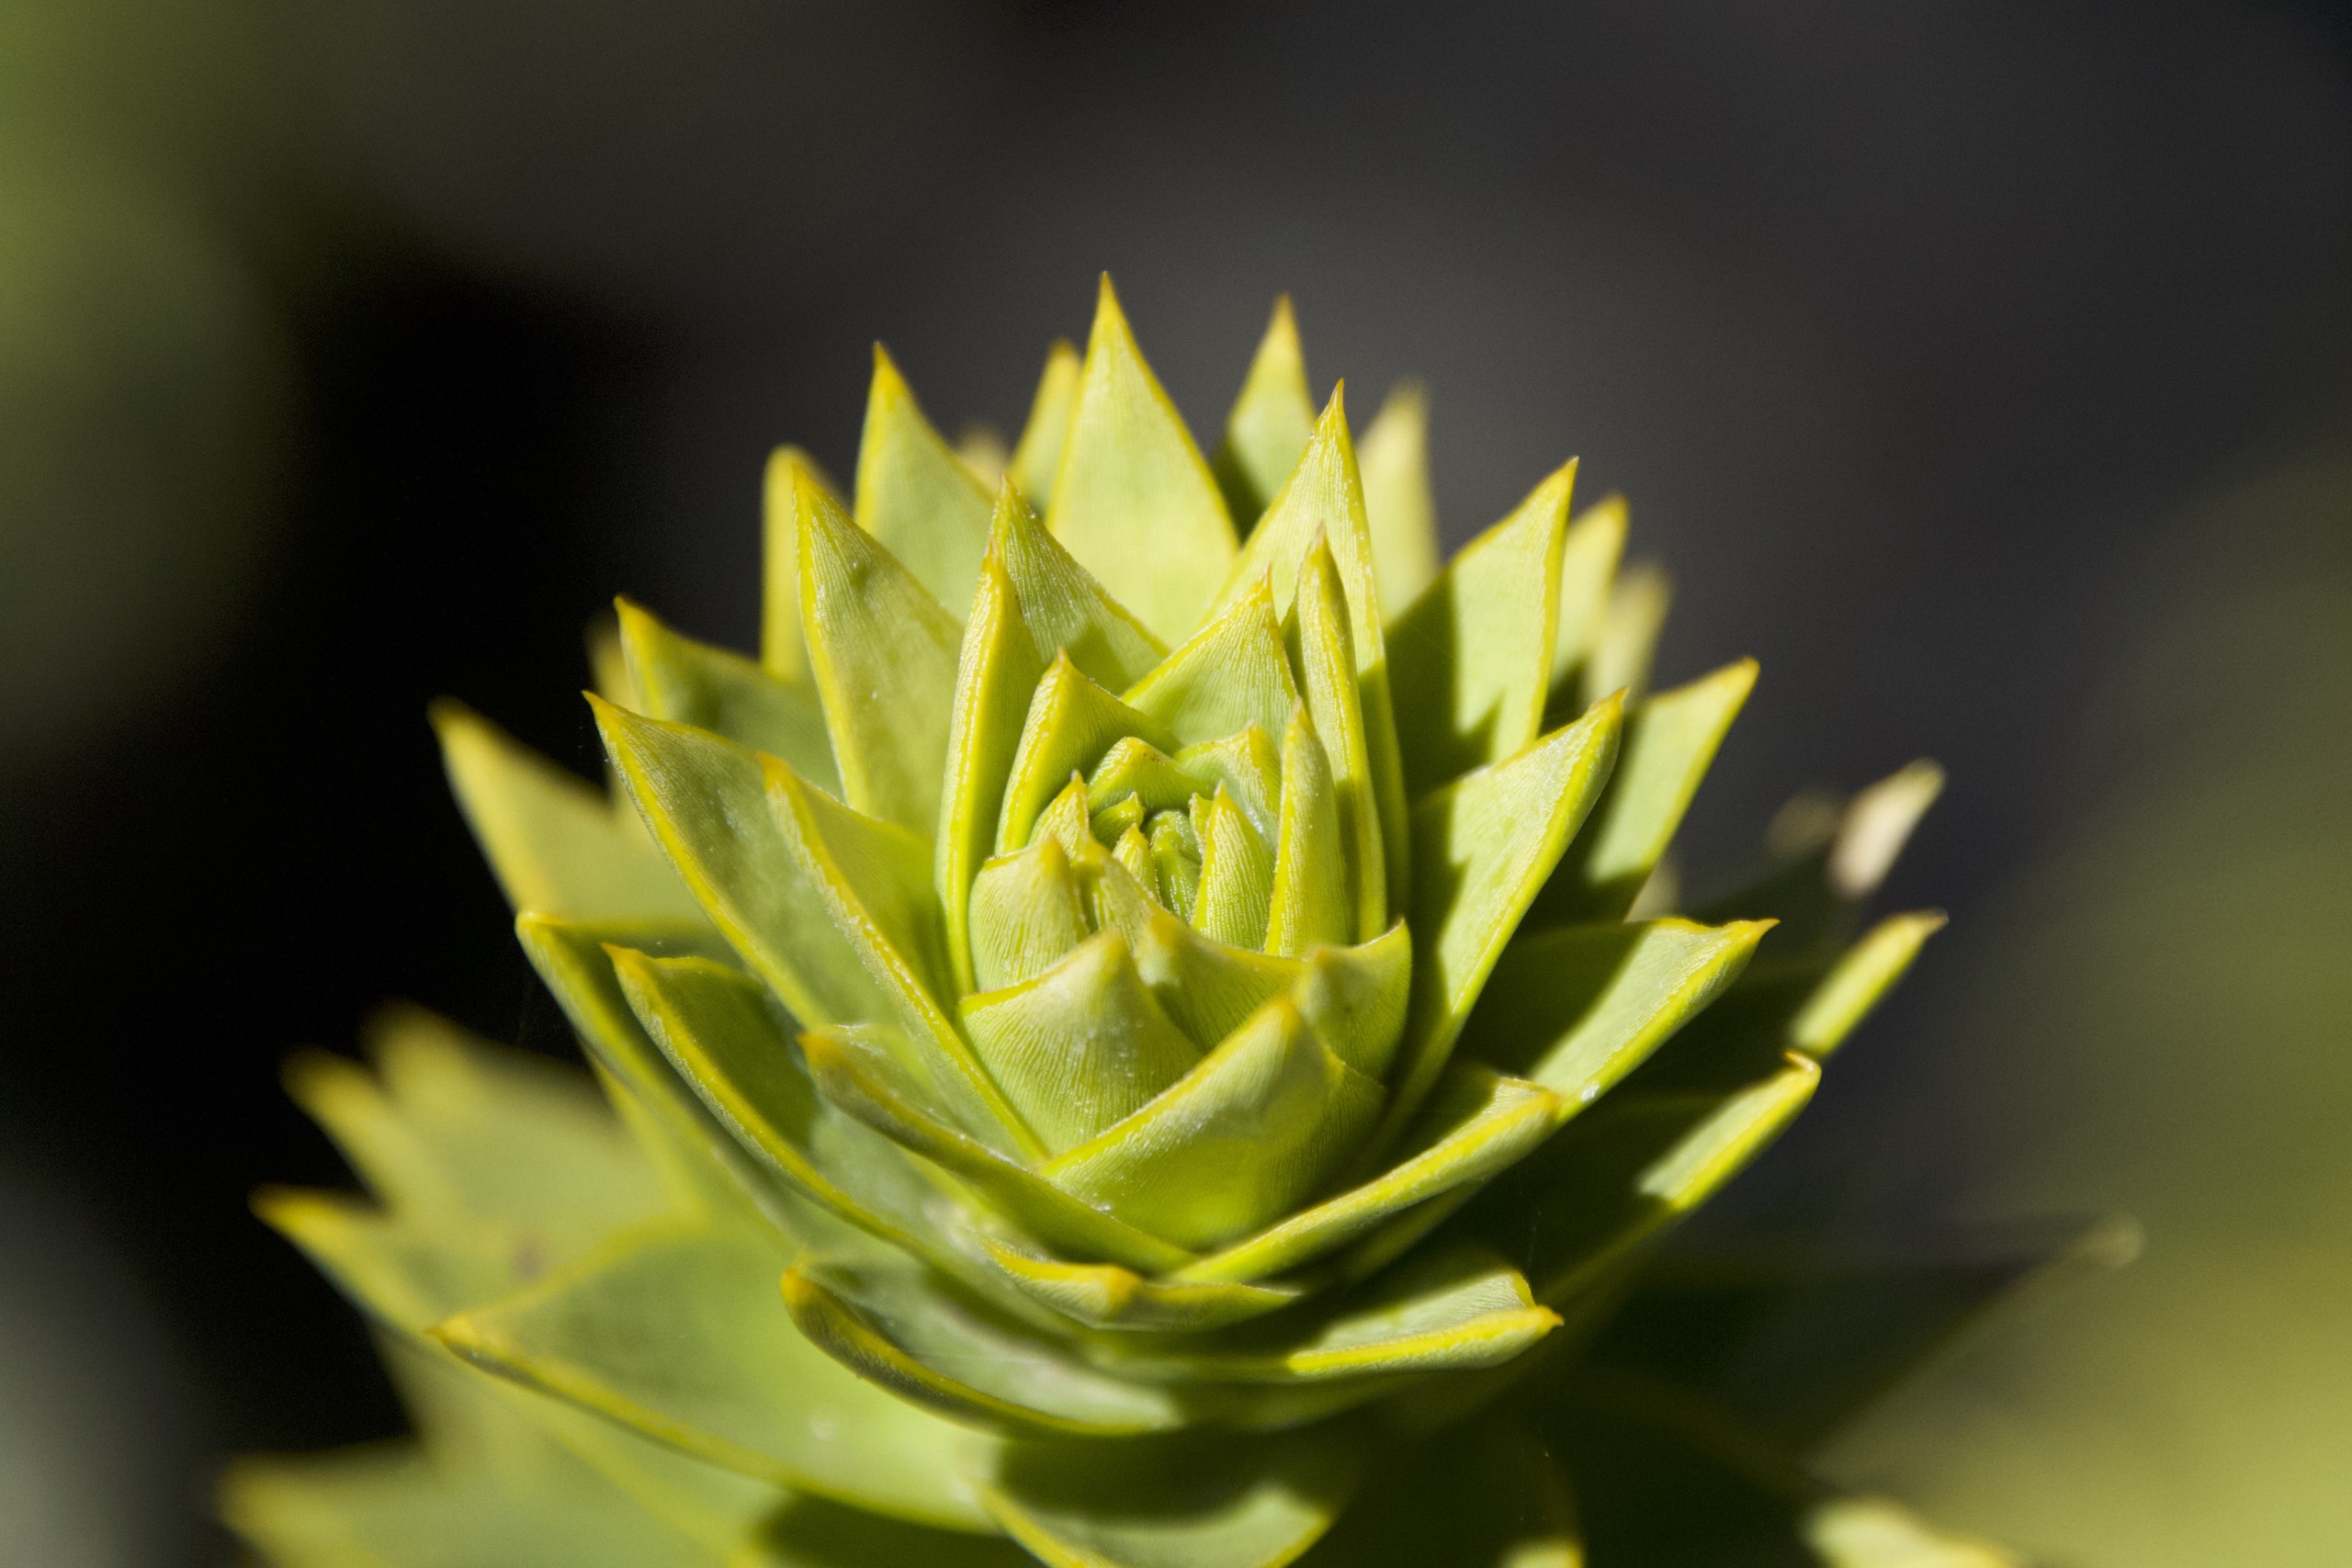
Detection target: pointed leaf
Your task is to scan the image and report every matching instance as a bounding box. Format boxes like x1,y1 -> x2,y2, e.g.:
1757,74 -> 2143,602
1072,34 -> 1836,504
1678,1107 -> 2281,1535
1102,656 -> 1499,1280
1042,998 -> 1385,1251
615,597 -> 838,793
1124,908 -> 1305,1048
993,479 -> 1167,688
431,1221 -> 998,1531
762,446 -> 840,684
1190,787 -> 1274,950
971,1429 -> 1362,1568
967,838 -> 1096,992
1175,1063 -> 1561,1288
609,948 -> 991,1280
801,1023 -> 1197,1275
1383,697 -> 1623,1143
1047,276 -> 1238,642
782,1256 -> 1189,1438
938,542 -> 1048,993
1009,339 -> 1082,514
1265,706 -> 1352,957
797,469 -> 963,837
1356,381 -> 1439,621
978,1238 -> 1306,1332
1583,559 -> 1671,706
1545,494 -> 1627,695
1465,918 -> 1773,1107
1495,1057 -> 1819,1304
1125,1246 -> 1556,1384
854,345 -> 995,616
432,700 -> 701,922
960,931 -> 1204,1153
1123,577 -> 1298,747
1000,654 -> 1177,852
1789,910 -> 1945,1057
1387,461 -> 1573,794
1288,540 -> 1385,941
1176,727 -> 1283,843
1213,296 -> 1317,527
518,913 -> 806,1235
1532,660 -> 1757,927
593,702 -> 1031,1156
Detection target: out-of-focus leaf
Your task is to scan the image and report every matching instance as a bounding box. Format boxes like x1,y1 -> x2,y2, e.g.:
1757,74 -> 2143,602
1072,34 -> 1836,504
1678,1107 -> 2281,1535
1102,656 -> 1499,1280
1124,577 -> 1297,748
1547,495 -> 1628,699
1803,1496 -> 2025,1566
1295,1423 -> 1578,1568
432,1221 -> 998,1532
1498,1059 -> 1819,1306
854,345 -> 994,618
1382,696 -> 1623,1142
432,700 -> 701,924
1041,996 -> 1385,1252
1176,1063 -> 1559,1288
1047,276 -> 1237,644
745,1494 -> 1033,1568
801,1023 -> 1196,1275
1356,381 -> 1439,621
1008,341 -> 1082,513
1264,705 -> 1352,957
960,931 -> 1204,1153
221,1439 -> 721,1568
1387,461 -> 1573,795
1212,296 -> 1316,529
1465,918 -> 1772,1109
1789,911 -> 1946,1058
284,1011 -> 666,1253
615,599 -> 837,795
970,1428 -> 1362,1568
797,468 -> 963,838
782,1255 -> 1191,1438
1531,660 -> 1756,927
1583,560 -> 1672,708
761,448 -> 841,685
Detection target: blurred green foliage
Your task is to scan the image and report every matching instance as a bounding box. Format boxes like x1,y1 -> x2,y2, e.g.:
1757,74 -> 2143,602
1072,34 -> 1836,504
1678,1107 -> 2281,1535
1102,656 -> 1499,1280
1822,452 -> 2352,1566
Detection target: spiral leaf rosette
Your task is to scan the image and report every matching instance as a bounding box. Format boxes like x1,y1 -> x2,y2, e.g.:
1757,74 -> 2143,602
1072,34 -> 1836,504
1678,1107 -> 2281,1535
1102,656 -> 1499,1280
226,283 -> 2033,1568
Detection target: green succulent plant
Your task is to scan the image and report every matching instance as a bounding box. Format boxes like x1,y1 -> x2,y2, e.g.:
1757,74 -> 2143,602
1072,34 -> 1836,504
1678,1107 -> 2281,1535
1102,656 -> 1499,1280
226,281 -> 2039,1567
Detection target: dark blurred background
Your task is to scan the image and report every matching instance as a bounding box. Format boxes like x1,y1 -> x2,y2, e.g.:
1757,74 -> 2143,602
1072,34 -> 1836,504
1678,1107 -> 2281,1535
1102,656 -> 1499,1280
4,2 -> 2349,1563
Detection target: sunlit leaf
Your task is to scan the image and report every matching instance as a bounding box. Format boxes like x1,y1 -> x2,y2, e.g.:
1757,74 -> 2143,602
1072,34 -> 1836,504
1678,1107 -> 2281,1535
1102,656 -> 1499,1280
978,1238 -> 1305,1333
854,345 -> 995,618
960,930 -> 1204,1153
1545,494 -> 1626,699
1264,705 -> 1352,958
432,700 -> 701,923
432,1221 -> 999,1531
797,468 -> 963,837
1583,558 -> 1671,708
1042,996 -> 1385,1251
615,597 -> 838,795
1174,1063 -> 1559,1288
1288,539 -> 1386,940
1530,660 -> 1756,927
1212,295 -> 1317,529
1382,696 -> 1623,1143
1124,576 -> 1297,748
1356,381 -> 1439,622
1008,340 -> 1082,513
1000,655 -> 1178,853
1387,461 -> 1573,795
782,1254 -> 1190,1438
1047,276 -> 1237,643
